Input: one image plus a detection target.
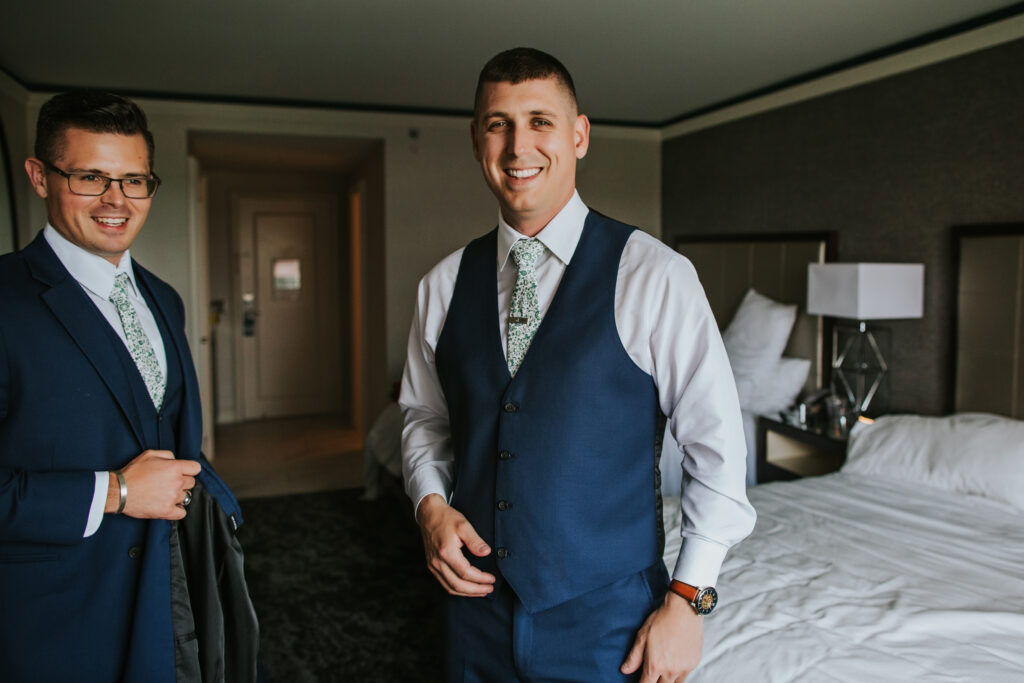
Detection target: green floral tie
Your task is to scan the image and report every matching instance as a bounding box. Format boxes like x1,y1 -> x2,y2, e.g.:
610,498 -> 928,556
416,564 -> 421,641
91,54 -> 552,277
109,272 -> 166,410
507,238 -> 545,376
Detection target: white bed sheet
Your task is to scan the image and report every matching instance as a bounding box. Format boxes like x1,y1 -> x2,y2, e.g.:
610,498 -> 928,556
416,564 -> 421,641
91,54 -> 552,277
662,472 -> 1024,682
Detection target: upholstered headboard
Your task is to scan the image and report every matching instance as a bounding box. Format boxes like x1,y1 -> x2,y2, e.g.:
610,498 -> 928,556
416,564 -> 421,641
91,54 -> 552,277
954,224 -> 1024,419
676,232 -> 835,395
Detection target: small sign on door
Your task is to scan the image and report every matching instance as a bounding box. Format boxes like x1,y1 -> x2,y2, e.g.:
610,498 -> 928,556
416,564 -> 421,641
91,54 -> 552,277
272,258 -> 302,299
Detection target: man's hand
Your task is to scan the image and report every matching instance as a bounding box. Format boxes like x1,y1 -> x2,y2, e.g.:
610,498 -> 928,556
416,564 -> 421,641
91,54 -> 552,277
416,494 -> 496,596
621,591 -> 704,682
105,450 -> 201,520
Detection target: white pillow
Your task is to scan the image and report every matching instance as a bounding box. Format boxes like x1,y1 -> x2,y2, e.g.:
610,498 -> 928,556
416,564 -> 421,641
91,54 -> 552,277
723,289 -> 797,372
722,289 -> 799,413
844,413 -> 1024,511
844,415 -> 945,481
740,357 -> 811,415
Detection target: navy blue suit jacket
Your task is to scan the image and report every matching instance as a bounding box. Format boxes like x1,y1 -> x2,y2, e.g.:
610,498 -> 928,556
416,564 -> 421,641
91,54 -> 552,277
0,231 -> 241,682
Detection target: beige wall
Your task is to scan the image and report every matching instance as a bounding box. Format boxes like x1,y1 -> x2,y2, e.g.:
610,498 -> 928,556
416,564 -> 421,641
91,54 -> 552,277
14,92 -> 661,386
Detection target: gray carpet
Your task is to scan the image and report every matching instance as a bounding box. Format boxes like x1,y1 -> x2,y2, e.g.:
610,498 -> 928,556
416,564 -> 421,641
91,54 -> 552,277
237,488 -> 444,682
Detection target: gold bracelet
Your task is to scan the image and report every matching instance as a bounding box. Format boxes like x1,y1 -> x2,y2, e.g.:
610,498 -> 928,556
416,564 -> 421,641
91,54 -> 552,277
115,471 -> 127,514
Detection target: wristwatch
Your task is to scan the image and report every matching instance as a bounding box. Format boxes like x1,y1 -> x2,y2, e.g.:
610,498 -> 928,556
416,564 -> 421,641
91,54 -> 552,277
669,580 -> 718,615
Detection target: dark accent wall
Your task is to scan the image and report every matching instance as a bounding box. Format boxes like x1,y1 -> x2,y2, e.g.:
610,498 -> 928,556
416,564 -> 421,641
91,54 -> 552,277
662,38 -> 1024,416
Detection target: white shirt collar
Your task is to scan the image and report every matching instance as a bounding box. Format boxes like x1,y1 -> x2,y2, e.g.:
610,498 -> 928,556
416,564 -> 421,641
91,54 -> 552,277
497,190 -> 589,271
43,224 -> 137,299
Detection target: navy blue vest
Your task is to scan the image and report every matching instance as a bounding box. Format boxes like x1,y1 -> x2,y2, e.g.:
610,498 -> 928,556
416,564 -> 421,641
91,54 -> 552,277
435,211 -> 661,613
105,274 -> 186,455
147,284 -> 185,452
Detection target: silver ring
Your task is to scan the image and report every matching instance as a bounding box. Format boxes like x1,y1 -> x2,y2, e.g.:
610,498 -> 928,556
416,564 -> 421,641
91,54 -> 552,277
183,490 -> 192,507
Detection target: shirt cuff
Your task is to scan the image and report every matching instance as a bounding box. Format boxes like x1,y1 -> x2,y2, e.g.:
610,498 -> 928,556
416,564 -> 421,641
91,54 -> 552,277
405,464 -> 453,518
411,486 -> 454,517
671,535 -> 728,587
84,471 -> 109,538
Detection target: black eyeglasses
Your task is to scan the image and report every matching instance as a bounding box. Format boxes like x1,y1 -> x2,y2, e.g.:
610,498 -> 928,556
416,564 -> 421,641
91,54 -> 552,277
44,161 -> 161,199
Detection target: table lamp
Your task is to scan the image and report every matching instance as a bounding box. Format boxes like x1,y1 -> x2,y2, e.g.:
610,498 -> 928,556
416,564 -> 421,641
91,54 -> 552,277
807,263 -> 924,415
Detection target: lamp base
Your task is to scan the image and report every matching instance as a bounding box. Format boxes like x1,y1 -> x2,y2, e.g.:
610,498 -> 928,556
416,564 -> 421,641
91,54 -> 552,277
832,321 -> 888,415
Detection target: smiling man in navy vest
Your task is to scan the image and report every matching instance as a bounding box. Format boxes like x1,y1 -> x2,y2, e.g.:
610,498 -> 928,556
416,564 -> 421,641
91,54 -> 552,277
401,48 -> 756,682
0,91 -> 254,681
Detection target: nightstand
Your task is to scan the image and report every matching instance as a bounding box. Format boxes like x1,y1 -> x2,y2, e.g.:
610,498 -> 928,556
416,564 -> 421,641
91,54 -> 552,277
756,416 -> 848,484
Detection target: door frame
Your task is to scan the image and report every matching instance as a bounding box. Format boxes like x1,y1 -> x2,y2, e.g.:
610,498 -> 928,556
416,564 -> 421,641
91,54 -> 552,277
187,137 -> 385,438
186,156 -> 215,458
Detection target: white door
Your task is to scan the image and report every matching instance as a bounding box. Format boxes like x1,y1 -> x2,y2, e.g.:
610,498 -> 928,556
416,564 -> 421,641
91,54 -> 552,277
235,194 -> 343,419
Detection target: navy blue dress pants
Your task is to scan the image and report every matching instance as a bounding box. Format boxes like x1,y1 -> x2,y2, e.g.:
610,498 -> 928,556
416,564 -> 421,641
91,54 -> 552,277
443,563 -> 669,682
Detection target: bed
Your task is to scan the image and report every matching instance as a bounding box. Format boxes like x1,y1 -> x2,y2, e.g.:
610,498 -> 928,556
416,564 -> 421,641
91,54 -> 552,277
663,413 -> 1024,681
661,225 -> 1024,681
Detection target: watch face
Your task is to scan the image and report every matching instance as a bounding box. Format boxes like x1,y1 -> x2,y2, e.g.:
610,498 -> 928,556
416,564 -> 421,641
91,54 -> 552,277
694,587 -> 718,615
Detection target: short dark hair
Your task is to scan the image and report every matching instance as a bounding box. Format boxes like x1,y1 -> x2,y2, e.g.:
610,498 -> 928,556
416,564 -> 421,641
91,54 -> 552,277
474,47 -> 578,119
35,90 -> 155,169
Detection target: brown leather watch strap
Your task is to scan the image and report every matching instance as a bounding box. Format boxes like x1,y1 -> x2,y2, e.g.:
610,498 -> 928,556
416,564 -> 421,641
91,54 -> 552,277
669,579 -> 698,602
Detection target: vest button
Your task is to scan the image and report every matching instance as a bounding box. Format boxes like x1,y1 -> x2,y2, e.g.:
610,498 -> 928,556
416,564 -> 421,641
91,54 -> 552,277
495,547 -> 510,559
497,500 -> 510,511
498,450 -> 512,460
503,402 -> 518,413
128,546 -> 142,560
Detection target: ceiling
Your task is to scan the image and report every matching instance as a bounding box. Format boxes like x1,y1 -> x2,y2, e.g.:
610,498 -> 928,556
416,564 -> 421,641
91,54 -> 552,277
2,1 -> 1022,127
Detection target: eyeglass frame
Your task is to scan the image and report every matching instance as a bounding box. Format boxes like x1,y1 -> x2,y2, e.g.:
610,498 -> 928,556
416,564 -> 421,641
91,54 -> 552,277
42,161 -> 161,199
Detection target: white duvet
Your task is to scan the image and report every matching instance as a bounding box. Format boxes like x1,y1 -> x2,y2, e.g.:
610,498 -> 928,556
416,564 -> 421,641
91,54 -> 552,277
662,472 -> 1024,682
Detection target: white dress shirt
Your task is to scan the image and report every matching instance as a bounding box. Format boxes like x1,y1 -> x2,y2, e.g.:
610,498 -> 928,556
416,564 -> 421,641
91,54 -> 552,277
43,225 -> 168,538
400,191 -> 756,588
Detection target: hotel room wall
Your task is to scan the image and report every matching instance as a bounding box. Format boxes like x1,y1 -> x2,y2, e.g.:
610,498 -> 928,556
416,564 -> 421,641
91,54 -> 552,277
661,38 -> 1024,416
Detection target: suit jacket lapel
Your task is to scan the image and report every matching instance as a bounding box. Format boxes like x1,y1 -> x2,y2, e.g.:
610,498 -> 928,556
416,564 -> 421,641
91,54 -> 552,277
134,264 -> 202,460
23,233 -> 147,447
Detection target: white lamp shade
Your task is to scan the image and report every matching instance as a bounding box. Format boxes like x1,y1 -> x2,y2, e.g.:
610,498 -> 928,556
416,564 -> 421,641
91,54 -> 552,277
807,263 -> 924,320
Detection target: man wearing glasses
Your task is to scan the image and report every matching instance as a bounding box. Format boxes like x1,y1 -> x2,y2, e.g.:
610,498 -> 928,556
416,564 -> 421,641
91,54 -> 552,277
0,91 -> 254,681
